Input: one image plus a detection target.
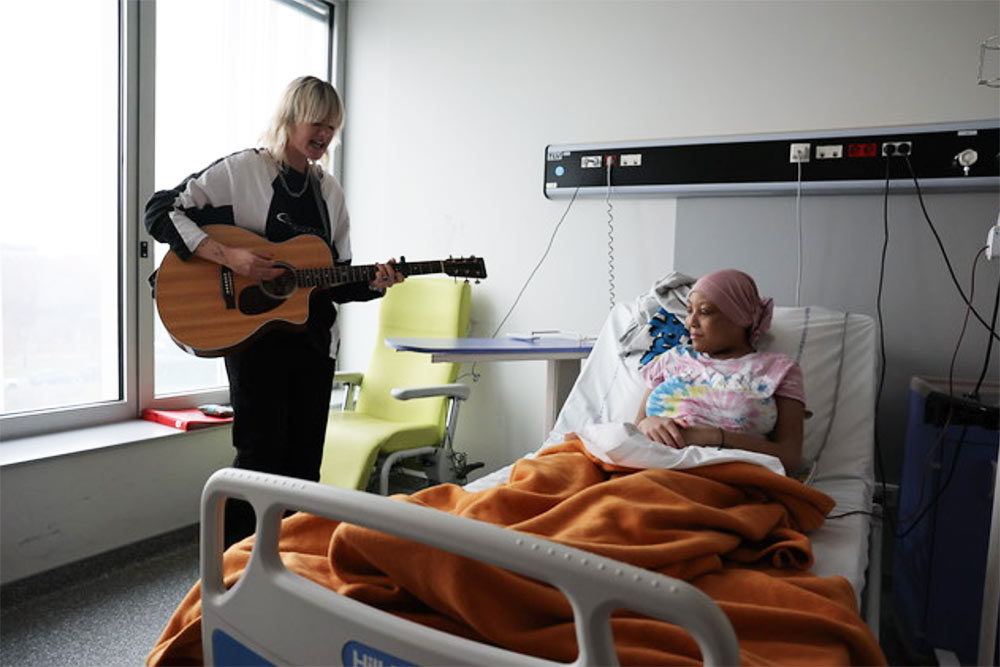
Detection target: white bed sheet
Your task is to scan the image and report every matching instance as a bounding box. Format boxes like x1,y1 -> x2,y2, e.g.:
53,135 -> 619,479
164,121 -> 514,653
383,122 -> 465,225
468,299 -> 877,601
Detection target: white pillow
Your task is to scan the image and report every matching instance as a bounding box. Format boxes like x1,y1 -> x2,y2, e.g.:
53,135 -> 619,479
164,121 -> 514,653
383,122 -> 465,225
550,303 -> 877,483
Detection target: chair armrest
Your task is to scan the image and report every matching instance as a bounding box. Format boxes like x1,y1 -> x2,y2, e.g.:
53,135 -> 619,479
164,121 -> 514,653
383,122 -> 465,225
334,372 -> 364,411
334,371 -> 364,387
391,384 -> 471,401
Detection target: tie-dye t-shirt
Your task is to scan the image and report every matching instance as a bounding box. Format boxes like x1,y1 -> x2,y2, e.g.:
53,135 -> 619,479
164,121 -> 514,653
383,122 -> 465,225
640,345 -> 805,437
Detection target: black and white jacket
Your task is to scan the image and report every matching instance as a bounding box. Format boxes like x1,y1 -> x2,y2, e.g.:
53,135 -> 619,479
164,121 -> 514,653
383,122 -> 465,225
144,148 -> 381,355
145,148 -> 352,261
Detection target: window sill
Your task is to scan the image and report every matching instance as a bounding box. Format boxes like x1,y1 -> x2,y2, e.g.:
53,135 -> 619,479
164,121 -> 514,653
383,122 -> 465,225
0,419 -> 232,468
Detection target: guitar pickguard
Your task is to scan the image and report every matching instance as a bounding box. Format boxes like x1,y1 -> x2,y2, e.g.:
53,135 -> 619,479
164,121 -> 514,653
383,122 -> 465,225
238,286 -> 285,316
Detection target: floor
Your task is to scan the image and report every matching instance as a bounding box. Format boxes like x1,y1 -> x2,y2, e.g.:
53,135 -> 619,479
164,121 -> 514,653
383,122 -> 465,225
0,526 -> 200,667
0,524 -> 931,667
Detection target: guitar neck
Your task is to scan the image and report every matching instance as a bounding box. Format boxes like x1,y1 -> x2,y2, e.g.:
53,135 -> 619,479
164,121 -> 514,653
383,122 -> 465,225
298,260 -> 447,288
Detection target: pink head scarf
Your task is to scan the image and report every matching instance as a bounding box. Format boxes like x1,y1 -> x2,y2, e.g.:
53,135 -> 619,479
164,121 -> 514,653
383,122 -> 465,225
690,269 -> 774,346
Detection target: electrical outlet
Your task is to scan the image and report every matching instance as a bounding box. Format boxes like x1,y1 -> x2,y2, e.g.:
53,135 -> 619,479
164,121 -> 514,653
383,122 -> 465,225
581,155 -> 602,168
620,153 -> 642,167
881,141 -> 913,157
816,145 -> 843,159
789,143 -> 810,163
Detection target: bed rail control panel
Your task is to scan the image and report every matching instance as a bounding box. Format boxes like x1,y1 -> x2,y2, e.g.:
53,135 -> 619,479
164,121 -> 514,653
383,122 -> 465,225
544,119 -> 999,197
199,469 -> 741,667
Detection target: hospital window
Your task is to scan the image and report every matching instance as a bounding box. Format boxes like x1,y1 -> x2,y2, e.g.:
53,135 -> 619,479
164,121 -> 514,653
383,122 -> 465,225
1,1 -> 121,428
152,0 -> 335,398
0,0 -> 341,440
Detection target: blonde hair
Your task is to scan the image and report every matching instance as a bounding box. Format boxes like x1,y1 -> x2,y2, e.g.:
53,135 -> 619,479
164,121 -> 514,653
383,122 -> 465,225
260,76 -> 344,172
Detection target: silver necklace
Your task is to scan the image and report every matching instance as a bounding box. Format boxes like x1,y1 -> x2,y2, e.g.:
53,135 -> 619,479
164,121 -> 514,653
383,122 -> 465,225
277,166 -> 310,198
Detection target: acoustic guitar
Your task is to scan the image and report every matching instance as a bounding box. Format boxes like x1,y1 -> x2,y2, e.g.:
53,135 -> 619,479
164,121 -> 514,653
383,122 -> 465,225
154,224 -> 487,357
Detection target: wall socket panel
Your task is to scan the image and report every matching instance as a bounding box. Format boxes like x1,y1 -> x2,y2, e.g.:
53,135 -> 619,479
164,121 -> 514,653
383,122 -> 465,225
789,143 -> 811,163
544,120 -> 998,198
882,141 -> 913,157
816,145 -> 844,159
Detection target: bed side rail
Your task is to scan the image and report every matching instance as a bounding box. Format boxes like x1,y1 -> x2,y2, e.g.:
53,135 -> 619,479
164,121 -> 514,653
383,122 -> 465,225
201,468 -> 739,666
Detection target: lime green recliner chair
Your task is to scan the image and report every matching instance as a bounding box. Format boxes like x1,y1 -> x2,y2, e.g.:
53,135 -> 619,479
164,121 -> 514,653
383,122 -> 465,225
319,277 -> 482,494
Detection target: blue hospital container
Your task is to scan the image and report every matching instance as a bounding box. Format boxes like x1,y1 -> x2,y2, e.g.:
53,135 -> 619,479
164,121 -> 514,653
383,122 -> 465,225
892,376 -> 999,665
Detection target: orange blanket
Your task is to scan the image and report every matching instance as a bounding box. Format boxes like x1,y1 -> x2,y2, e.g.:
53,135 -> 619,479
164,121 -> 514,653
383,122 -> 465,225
148,439 -> 886,665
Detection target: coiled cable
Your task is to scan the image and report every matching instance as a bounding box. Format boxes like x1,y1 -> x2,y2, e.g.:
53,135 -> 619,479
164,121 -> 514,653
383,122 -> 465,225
606,158 -> 615,310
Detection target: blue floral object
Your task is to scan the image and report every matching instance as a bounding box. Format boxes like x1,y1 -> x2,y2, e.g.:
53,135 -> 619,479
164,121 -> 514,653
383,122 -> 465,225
640,308 -> 690,367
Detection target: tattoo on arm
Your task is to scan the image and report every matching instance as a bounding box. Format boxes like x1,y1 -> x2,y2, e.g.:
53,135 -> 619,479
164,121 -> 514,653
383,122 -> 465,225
196,238 -> 228,265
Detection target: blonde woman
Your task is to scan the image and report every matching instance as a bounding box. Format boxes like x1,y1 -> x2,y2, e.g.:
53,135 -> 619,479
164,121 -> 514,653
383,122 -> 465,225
145,76 -> 404,546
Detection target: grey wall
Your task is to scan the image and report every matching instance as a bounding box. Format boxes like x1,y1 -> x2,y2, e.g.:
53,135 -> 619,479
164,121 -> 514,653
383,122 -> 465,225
339,0 -> 1000,475
675,190 -> 999,480
1,429 -> 232,584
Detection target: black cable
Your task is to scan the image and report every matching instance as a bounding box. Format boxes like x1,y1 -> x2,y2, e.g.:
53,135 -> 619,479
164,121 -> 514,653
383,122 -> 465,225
891,248 -> 984,647
896,245 -> 991,657
895,246 -> 986,540
895,249 -> 984,527
904,156 -> 1000,341
827,509 -> 880,520
971,271 -> 1000,400
873,157 -> 896,536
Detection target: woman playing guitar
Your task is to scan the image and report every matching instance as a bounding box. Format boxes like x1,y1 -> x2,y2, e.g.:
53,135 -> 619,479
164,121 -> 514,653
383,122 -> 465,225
145,76 -> 405,547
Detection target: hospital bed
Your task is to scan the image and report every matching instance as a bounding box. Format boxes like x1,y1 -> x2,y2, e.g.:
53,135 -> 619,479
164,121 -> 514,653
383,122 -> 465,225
473,301 -> 882,618
170,293 -> 881,666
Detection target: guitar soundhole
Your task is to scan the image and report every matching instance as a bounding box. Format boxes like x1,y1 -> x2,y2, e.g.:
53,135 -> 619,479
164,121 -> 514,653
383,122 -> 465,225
260,263 -> 296,299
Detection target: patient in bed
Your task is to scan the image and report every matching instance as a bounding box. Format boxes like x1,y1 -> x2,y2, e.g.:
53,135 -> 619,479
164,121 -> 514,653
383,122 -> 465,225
147,269 -> 886,666
634,269 -> 805,474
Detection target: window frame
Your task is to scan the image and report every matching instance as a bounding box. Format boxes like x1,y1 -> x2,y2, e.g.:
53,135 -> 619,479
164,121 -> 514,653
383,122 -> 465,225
1,0 -> 345,441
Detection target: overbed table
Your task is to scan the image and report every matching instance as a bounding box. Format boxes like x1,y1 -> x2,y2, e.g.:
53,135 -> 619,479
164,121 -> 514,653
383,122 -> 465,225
385,336 -> 594,435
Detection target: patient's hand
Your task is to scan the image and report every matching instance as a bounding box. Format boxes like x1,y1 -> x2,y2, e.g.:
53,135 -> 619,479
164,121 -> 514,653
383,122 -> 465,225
637,419 -> 723,449
636,416 -> 687,448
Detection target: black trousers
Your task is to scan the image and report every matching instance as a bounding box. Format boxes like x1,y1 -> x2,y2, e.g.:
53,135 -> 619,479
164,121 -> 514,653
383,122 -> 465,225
222,330 -> 335,547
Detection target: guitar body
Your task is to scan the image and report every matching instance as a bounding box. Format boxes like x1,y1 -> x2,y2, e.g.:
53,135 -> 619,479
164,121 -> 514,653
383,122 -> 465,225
155,225 -> 333,357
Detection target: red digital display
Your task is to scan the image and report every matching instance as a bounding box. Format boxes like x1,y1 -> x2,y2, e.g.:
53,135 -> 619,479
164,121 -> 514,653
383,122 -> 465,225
847,142 -> 878,158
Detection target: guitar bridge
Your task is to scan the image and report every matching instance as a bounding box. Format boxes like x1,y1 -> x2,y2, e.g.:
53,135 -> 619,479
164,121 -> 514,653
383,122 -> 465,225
220,267 -> 236,310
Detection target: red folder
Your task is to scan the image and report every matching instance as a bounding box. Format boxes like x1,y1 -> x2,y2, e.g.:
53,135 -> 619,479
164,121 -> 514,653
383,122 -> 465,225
141,408 -> 233,431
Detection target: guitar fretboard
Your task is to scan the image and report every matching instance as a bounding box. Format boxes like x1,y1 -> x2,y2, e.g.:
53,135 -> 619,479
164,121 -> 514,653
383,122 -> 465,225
296,261 -> 446,288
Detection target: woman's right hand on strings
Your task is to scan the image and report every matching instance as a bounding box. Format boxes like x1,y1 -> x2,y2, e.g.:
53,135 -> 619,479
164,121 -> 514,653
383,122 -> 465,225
225,246 -> 285,281
635,415 -> 687,448
195,237 -> 284,281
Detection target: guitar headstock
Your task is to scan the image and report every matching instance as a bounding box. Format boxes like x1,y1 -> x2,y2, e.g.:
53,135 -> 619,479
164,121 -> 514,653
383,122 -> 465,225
443,256 -> 487,280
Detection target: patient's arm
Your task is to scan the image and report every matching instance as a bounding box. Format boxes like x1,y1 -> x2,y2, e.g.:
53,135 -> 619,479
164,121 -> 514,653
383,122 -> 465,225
634,387 -> 688,449
633,388 -> 805,473
715,397 -> 804,473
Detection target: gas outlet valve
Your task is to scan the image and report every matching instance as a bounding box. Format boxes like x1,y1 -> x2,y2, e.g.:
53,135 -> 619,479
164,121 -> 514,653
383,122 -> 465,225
955,149 -> 978,175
